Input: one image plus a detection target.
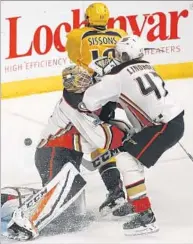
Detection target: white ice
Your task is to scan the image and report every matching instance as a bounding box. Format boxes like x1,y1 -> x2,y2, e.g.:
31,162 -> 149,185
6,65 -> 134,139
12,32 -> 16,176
1,78 -> 193,243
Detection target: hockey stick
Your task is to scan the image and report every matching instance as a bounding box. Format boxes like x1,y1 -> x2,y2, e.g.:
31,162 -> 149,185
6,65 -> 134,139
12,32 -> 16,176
178,142 -> 193,162
83,140 -> 193,171
82,148 -> 121,171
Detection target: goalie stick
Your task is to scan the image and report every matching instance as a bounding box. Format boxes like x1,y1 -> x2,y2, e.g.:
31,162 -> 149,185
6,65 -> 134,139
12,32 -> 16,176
82,148 -> 121,171
81,118 -> 135,171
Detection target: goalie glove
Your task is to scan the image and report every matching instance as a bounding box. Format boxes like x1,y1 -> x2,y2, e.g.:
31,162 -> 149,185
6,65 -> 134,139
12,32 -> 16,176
89,57 -> 121,77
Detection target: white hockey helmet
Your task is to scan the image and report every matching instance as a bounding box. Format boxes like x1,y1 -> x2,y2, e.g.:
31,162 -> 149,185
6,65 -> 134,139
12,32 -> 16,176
115,35 -> 144,62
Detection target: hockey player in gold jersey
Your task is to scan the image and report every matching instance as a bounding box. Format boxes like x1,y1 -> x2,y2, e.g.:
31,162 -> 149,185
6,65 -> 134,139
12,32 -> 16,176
66,3 -> 130,216
66,2 -> 127,71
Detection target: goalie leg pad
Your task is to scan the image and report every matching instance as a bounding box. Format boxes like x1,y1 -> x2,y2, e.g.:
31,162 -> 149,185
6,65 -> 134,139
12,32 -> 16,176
7,162 -> 86,240
35,147 -> 83,186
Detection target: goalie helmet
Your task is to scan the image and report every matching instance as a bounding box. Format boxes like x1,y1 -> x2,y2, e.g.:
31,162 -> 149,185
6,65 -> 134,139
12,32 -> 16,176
115,35 -> 145,62
85,3 -> 110,27
62,65 -> 92,93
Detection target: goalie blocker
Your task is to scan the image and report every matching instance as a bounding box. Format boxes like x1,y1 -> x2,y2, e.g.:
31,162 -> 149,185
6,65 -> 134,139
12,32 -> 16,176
6,162 -> 86,241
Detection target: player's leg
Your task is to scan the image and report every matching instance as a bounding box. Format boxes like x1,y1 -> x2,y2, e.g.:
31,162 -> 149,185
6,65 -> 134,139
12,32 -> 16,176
35,146 -> 86,215
122,111 -> 184,168
115,152 -> 158,235
74,115 -> 128,216
35,122 -> 125,219
91,149 -> 127,216
118,112 -> 184,235
35,146 -> 83,186
7,161 -> 86,241
83,119 -> 135,216
5,146 -> 85,241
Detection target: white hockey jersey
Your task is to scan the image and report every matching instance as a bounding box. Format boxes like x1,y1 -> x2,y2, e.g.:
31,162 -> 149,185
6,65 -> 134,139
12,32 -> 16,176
83,60 -> 183,132
37,92 -> 125,153
38,97 -> 107,153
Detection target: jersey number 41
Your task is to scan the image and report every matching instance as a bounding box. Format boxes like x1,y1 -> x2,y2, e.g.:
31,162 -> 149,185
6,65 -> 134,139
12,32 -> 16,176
134,71 -> 168,99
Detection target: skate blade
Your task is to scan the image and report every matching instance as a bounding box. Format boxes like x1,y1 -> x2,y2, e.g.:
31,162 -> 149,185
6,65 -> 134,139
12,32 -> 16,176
100,198 -> 126,217
124,223 -> 159,236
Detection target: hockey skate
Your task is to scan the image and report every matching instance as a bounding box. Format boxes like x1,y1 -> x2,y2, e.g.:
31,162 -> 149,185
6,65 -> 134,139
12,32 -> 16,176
123,208 -> 159,236
99,186 -> 132,217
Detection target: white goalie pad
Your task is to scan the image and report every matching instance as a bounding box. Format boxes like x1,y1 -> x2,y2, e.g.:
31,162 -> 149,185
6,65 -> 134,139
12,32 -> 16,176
7,162 -> 87,239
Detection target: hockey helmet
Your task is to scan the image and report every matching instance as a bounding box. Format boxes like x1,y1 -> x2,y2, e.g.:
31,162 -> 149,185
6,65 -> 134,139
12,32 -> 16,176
85,2 -> 110,26
115,35 -> 145,62
62,65 -> 92,93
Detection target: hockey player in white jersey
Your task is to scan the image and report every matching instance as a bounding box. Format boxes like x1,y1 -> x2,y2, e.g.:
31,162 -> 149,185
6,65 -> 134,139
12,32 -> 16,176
82,35 -> 185,235
4,65 -> 127,241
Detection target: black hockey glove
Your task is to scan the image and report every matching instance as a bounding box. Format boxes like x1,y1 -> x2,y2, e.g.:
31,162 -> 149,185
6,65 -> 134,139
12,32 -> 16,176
99,102 -> 117,122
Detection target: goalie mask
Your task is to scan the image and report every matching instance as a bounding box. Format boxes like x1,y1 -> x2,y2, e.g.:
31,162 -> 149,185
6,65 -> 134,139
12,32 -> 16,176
62,65 -> 93,93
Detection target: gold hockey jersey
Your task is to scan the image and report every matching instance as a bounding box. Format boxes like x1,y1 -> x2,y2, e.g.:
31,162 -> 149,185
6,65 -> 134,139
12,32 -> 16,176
66,27 -> 127,163
66,27 -> 127,71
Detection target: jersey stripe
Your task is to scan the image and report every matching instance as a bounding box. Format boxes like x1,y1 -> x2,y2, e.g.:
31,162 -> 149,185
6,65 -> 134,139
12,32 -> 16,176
120,93 -> 154,127
82,30 -> 122,39
136,123 -> 168,160
49,147 -> 56,180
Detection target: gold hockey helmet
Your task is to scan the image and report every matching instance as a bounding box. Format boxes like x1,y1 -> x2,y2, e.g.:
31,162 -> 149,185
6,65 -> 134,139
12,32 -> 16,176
85,2 -> 110,26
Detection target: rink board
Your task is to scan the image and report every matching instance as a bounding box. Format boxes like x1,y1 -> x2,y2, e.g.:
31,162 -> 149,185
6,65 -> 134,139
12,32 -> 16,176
2,1 -> 193,99
2,62 -> 193,99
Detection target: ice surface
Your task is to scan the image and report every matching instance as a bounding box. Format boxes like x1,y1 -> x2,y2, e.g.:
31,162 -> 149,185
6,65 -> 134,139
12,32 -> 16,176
1,79 -> 193,243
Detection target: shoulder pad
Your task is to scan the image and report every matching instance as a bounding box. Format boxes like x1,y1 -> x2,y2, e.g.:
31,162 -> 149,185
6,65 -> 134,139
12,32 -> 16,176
107,28 -> 128,37
67,27 -> 96,39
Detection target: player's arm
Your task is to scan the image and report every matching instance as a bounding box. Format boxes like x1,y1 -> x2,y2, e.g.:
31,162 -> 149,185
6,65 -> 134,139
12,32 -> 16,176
66,30 -> 82,64
116,29 -> 128,37
83,74 -> 121,112
99,102 -> 117,122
